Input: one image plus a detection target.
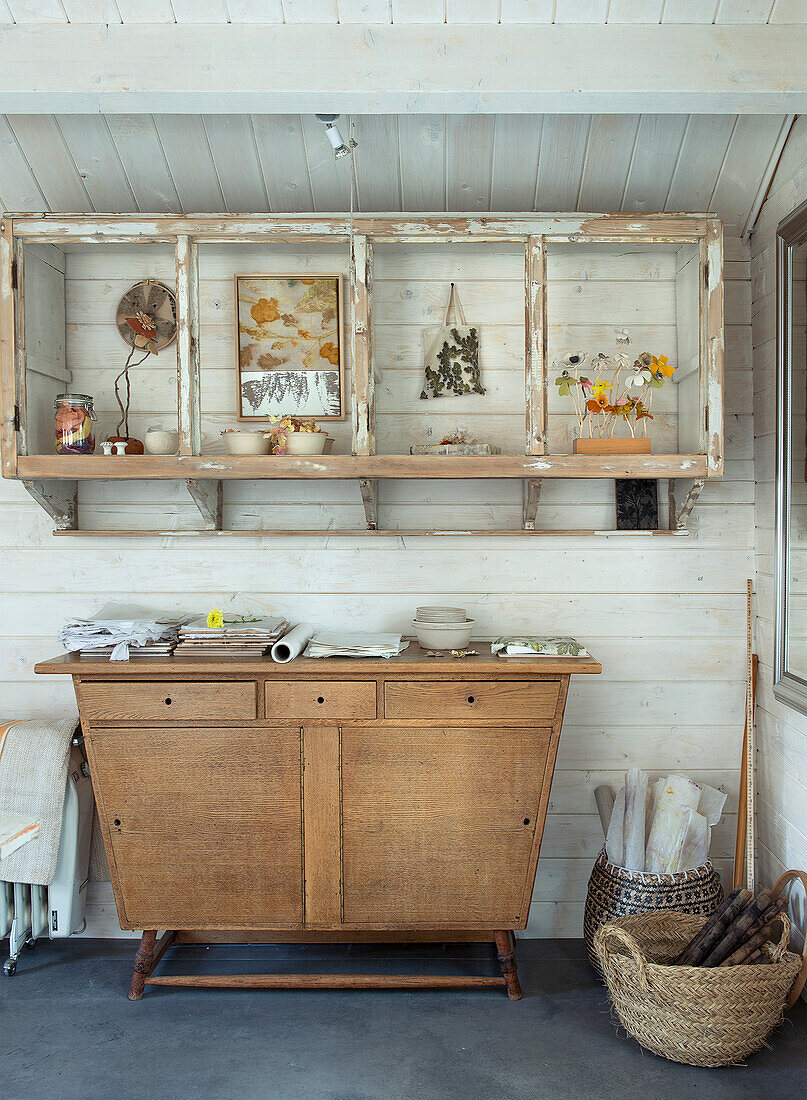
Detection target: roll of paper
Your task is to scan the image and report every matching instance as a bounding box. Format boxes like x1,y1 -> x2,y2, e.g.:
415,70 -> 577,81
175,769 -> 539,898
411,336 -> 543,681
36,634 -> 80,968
623,768 -> 648,871
606,786 -> 626,867
271,622 -> 314,663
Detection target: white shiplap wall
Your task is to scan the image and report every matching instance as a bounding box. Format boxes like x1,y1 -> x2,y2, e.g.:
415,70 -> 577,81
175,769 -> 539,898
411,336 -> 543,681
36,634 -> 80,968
751,115 -> 807,948
0,2 -> 799,25
5,230 -> 753,936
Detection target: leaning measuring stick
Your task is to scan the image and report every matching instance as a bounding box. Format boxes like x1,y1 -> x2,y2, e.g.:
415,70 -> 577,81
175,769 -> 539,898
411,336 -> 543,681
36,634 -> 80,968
745,579 -> 756,893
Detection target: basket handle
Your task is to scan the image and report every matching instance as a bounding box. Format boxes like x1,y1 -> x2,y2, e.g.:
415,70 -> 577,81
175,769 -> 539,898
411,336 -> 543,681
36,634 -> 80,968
771,869 -> 807,1009
594,923 -> 652,994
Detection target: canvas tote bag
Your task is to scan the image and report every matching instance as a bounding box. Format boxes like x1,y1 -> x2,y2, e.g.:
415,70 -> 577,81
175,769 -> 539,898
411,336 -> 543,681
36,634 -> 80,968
420,282 -> 484,399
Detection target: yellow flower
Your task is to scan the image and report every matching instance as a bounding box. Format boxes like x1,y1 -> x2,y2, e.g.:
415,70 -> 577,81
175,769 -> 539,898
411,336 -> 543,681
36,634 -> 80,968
652,354 -> 675,379
206,608 -> 224,629
590,378 -> 612,402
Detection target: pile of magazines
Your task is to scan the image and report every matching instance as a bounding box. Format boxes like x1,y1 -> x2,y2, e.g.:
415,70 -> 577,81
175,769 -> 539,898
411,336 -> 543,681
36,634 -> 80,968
174,615 -> 289,657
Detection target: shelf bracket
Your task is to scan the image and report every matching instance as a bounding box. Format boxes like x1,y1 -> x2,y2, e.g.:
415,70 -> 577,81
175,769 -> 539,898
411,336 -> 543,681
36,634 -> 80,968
23,479 -> 78,531
359,478 -> 378,530
186,479 -> 223,530
670,477 -> 705,532
522,478 -> 542,530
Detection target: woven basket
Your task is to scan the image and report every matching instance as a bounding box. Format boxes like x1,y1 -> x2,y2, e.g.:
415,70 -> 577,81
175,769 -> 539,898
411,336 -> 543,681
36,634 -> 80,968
584,847 -> 724,973
594,906 -> 807,1067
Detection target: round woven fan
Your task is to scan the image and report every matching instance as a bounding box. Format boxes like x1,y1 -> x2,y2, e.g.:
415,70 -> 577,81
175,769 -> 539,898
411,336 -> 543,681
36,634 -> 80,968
115,280 -> 177,354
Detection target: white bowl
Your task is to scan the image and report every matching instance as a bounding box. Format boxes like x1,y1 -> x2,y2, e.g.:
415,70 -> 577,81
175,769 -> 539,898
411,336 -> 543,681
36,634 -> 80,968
144,429 -> 179,455
412,618 -> 474,650
284,432 -> 328,456
223,432 -> 270,456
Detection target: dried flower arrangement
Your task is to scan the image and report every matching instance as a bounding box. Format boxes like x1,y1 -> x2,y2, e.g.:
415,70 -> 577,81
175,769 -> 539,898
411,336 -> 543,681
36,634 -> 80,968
267,415 -> 326,455
554,328 -> 675,453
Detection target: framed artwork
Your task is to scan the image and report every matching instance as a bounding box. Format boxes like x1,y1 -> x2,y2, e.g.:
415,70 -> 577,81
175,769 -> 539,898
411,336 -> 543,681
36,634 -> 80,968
235,274 -> 344,421
615,478 -> 659,530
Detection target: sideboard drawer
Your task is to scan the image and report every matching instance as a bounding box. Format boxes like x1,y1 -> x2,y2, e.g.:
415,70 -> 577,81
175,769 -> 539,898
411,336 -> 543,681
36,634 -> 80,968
77,680 -> 257,722
384,680 -> 560,721
266,680 -> 377,719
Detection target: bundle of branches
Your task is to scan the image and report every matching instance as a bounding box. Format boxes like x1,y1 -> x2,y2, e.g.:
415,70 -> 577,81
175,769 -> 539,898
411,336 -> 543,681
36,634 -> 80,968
674,886 -> 789,967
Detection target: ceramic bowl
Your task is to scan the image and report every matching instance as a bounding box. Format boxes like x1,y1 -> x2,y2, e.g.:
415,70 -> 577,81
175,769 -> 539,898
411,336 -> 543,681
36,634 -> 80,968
411,618 -> 474,650
285,432 -> 328,456
144,429 -> 179,455
223,432 -> 270,456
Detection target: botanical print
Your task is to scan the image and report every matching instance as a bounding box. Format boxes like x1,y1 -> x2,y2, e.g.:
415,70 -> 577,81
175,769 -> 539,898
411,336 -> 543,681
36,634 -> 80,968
615,478 -> 659,531
235,275 -> 343,420
490,636 -> 589,656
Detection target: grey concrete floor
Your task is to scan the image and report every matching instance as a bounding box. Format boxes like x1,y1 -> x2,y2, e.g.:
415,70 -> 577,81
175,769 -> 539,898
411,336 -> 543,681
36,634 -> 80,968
3,938 -> 806,1100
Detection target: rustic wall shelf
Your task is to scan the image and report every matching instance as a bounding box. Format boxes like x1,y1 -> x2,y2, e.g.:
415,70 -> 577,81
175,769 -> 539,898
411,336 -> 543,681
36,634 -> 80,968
0,213 -> 724,536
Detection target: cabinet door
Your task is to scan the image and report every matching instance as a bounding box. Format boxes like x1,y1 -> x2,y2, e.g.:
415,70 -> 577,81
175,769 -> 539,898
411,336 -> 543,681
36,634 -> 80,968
87,726 -> 303,930
341,725 -> 551,928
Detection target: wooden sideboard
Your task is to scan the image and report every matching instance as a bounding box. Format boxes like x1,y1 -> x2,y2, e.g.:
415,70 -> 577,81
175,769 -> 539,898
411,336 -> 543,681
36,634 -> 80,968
36,645 -> 600,999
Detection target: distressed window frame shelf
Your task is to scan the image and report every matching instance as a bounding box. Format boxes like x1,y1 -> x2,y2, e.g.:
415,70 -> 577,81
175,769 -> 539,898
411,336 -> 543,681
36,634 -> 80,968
0,212 -> 724,537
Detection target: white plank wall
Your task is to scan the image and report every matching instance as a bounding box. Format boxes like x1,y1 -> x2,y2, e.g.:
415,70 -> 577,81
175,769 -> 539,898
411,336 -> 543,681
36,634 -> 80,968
4,232 -> 753,937
751,114 -> 807,952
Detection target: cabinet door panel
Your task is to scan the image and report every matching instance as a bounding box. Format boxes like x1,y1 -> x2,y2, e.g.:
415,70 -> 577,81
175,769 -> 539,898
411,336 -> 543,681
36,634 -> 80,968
341,726 -> 550,927
88,725 -> 303,929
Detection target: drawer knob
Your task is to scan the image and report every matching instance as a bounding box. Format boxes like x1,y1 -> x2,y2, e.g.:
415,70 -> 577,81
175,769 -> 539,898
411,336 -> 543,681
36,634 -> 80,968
467,695 -> 475,704
164,697 -> 172,705
317,696 -> 325,704
113,818 -> 121,827
523,818 -> 531,826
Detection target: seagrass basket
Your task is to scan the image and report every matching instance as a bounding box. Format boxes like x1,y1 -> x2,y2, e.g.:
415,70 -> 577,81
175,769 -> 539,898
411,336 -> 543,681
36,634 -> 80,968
594,907 -> 807,1067
584,848 -> 724,974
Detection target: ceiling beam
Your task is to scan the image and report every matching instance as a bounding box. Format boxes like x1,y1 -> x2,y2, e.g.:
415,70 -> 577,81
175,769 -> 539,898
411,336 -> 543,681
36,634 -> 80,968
0,24 -> 806,114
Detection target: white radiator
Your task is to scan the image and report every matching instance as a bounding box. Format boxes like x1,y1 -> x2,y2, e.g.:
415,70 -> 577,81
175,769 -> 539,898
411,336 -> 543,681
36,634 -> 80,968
1,742 -> 93,976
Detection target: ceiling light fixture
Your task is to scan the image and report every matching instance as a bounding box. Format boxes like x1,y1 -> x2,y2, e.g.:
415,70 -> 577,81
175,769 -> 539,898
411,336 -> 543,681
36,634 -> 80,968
315,114 -> 353,159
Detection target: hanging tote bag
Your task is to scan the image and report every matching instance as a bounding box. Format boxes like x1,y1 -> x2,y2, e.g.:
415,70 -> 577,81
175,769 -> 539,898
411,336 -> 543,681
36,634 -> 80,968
421,283 -> 484,399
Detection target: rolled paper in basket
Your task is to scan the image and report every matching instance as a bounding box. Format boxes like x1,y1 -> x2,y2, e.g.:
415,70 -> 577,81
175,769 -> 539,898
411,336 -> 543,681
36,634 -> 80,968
594,785 -> 615,838
270,623 -> 314,664
623,768 -> 647,872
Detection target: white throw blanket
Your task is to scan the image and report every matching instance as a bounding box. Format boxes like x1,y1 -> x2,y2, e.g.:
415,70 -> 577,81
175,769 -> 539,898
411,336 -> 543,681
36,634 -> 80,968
0,717 -> 78,885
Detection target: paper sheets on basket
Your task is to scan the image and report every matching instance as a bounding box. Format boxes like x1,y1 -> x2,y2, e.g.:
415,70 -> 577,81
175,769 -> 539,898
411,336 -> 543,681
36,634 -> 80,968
600,770 -> 727,874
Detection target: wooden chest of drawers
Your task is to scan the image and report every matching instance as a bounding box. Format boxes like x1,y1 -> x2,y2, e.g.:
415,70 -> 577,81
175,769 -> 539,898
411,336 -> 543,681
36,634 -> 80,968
37,644 -> 600,998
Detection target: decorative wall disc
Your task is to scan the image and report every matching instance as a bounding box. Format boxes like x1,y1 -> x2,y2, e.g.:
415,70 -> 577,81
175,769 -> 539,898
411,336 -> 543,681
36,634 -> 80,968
115,280 -> 177,354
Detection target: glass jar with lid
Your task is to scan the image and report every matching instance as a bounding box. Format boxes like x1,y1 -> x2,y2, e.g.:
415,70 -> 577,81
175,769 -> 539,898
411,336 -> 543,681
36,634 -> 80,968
54,393 -> 97,455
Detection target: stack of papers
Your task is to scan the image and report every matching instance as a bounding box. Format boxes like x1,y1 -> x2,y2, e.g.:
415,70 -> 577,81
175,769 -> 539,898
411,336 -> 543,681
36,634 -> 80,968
304,632 -> 409,659
174,616 -> 289,657
60,617 -> 185,661
491,636 -> 589,658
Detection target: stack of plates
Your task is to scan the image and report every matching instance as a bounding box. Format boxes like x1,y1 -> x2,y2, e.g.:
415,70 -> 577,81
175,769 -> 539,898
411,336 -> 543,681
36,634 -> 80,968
412,607 -> 474,650
415,606 -> 467,623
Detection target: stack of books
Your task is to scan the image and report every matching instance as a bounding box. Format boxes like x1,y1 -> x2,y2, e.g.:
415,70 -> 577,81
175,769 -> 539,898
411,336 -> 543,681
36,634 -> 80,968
174,616 -> 289,657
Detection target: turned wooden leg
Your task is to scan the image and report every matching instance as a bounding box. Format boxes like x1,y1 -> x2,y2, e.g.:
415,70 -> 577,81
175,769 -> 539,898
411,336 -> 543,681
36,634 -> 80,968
494,930 -> 522,1001
128,930 -> 157,1001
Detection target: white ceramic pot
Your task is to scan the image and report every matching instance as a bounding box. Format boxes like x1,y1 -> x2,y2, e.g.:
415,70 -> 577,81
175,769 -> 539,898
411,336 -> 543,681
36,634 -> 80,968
285,432 -> 328,456
144,429 -> 179,455
411,618 -> 474,650
223,432 -> 270,456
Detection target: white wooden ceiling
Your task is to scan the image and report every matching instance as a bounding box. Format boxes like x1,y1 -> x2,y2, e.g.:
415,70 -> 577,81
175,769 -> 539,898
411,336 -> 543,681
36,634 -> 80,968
0,112 -> 789,235
0,1 -> 803,25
